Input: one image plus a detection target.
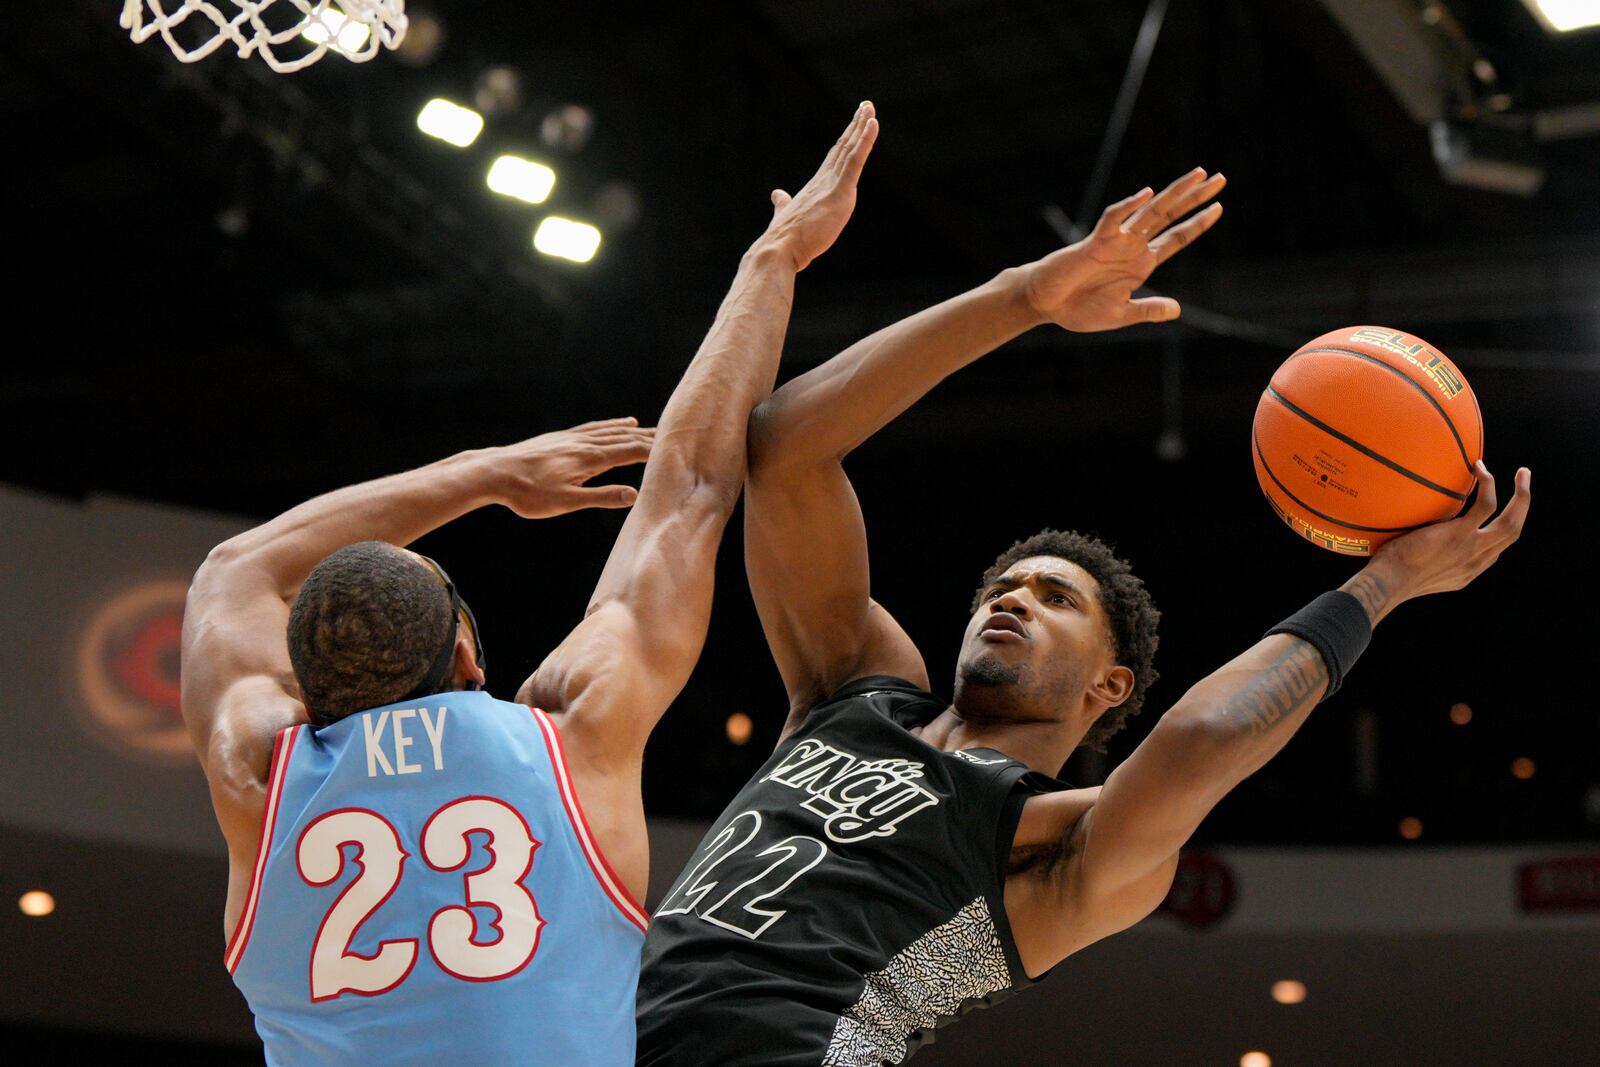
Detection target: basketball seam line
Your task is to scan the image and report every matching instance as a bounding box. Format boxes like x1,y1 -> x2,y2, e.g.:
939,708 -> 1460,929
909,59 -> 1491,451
1290,346 -> 1475,475
1254,432 -> 1426,534
1264,386 -> 1471,502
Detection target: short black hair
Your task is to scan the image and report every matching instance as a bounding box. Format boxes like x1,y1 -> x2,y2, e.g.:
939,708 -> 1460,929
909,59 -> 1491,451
972,529 -> 1160,752
287,541 -> 452,725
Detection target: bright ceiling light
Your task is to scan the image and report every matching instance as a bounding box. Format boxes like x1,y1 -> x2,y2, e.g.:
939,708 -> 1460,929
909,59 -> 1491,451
1521,1 -> 1600,33
487,156 -> 556,204
19,890 -> 55,917
417,98 -> 484,148
301,6 -> 372,52
533,217 -> 602,263
1241,1053 -> 1271,1067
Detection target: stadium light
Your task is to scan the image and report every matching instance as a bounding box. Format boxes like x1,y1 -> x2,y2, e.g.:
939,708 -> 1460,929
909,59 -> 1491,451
533,217 -> 602,263
1520,0 -> 1600,33
301,5 -> 371,52
18,890 -> 55,917
417,98 -> 484,148
487,156 -> 556,204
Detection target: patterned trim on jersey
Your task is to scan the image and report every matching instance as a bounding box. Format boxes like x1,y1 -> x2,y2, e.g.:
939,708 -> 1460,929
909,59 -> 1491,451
225,723 -> 302,973
527,707 -> 650,934
822,896 -> 1012,1066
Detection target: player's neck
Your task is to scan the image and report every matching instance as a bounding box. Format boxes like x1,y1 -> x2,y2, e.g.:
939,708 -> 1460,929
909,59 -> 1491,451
920,705 -> 1084,776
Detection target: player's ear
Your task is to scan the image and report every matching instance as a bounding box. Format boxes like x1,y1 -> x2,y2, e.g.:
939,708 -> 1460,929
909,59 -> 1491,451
455,633 -> 486,691
1091,665 -> 1134,709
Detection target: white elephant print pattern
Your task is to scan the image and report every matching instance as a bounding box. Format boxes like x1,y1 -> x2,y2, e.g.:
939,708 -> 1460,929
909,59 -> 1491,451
822,896 -> 1011,1065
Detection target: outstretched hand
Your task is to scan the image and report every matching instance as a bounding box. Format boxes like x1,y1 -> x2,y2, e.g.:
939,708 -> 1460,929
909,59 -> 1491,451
483,417 -> 655,519
1370,462 -> 1531,604
1024,167 -> 1226,332
765,101 -> 880,271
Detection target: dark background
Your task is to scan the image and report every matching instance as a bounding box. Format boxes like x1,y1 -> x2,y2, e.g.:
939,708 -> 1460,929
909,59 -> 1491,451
2,0 -> 1597,1062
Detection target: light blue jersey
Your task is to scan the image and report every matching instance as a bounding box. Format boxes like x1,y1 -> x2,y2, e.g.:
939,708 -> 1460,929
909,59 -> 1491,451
227,691 -> 648,1066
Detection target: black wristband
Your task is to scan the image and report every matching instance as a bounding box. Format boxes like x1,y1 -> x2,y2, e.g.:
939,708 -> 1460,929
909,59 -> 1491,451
1264,590 -> 1372,699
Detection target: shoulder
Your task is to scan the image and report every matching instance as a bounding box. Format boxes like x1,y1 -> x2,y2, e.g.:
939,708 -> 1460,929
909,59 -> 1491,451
779,673 -> 940,740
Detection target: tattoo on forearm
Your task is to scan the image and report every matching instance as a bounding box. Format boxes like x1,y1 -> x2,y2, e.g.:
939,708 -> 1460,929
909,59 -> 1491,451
1224,643 -> 1327,738
1344,571 -> 1391,624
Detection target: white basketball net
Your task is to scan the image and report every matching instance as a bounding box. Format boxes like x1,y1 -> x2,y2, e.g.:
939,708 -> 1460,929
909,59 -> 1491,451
121,1 -> 408,73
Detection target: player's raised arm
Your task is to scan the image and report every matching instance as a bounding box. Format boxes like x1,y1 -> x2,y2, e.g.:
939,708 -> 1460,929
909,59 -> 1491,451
745,169 -> 1225,723
1039,464 -> 1531,951
519,103 -> 879,754
182,421 -> 652,847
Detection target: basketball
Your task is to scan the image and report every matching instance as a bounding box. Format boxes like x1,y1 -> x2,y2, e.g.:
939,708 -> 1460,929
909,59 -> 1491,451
1251,326 -> 1483,556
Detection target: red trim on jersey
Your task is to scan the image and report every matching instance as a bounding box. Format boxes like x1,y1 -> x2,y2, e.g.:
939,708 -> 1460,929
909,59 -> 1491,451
528,707 -> 650,933
225,723 -> 301,973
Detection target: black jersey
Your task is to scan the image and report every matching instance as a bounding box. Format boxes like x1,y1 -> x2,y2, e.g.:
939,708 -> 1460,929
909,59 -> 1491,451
636,676 -> 1068,1066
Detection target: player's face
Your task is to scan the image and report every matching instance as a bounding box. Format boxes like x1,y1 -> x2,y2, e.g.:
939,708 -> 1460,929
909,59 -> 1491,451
956,556 -> 1114,716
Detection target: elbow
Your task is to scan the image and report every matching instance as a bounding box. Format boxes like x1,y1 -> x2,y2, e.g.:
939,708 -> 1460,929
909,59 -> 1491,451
746,401 -> 785,478
1142,710 -> 1243,782
189,539 -> 247,598
746,399 -> 834,484
1152,704 -> 1233,744
1148,702 -> 1276,793
188,534 -> 281,609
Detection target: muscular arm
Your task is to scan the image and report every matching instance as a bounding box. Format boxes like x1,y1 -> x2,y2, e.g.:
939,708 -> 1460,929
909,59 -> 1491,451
184,426 -> 650,846
746,170 -> 1227,725
745,273 -> 1043,720
184,452 -> 502,816
521,104 -> 880,758
1031,467 -> 1531,964
522,247 -> 800,734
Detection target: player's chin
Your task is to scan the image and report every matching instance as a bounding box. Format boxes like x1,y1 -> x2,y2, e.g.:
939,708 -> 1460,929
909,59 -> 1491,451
957,648 -> 1023,688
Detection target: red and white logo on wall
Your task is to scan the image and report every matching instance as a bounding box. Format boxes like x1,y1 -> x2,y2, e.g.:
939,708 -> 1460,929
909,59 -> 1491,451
1518,856 -> 1600,913
71,578 -> 190,763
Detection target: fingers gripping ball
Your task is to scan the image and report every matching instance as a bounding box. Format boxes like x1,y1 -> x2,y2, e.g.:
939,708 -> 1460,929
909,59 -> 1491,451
1252,326 -> 1483,555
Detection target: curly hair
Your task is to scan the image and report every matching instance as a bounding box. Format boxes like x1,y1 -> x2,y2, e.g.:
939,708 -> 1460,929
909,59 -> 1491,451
287,541 -> 453,725
972,529 -> 1160,752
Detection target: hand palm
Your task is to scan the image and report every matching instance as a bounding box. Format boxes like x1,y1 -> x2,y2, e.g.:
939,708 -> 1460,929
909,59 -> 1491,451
1024,169 -> 1227,333
1372,464 -> 1530,599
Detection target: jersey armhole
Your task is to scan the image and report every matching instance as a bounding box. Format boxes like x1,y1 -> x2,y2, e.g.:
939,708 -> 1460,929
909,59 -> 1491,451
224,723 -> 302,973
991,779 -> 1056,987
527,707 -> 650,935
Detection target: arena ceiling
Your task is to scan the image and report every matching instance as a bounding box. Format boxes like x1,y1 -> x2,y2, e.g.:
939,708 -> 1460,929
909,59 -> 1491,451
3,0 -> 1597,844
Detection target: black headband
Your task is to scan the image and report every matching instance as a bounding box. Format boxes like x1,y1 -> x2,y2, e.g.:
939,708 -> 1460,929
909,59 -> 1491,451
405,554 -> 486,701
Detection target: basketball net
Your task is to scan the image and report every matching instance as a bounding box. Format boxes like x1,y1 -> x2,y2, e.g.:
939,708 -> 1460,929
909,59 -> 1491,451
121,1 -> 408,74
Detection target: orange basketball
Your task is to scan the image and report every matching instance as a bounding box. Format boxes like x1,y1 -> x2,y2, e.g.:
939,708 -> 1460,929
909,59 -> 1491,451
1252,326 -> 1483,556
